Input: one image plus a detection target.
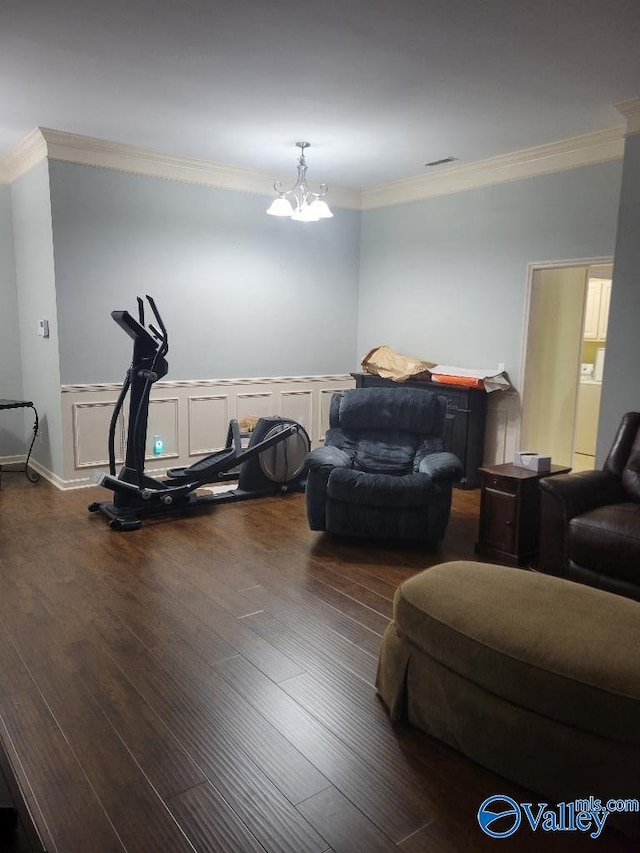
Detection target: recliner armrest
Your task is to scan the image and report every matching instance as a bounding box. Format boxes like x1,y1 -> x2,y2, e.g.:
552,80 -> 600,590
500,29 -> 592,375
305,446 -> 352,471
418,452 -> 463,482
305,445 -> 353,531
538,470 -> 627,578
539,470 -> 627,520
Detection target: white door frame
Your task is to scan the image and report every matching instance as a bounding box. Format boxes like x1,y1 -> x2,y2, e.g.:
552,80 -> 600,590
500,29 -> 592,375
517,255 -> 614,453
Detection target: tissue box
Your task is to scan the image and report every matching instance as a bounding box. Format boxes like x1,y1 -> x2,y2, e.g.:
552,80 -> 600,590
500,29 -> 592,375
513,451 -> 551,473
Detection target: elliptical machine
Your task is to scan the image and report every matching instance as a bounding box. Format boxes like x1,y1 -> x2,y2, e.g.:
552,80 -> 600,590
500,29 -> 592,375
88,296 -> 310,530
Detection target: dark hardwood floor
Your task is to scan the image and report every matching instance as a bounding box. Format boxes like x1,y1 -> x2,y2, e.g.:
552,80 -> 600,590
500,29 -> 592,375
0,474 -> 635,852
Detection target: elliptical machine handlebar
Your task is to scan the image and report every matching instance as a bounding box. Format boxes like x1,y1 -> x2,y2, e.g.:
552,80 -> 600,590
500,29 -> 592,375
146,295 -> 168,352
106,296 -> 169,481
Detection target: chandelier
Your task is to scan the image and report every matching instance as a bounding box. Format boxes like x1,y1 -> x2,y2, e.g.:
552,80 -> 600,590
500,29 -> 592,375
266,142 -> 333,222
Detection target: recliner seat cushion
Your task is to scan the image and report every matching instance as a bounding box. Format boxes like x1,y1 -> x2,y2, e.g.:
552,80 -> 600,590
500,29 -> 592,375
393,561 -> 640,746
569,502 -> 640,583
327,468 -> 433,507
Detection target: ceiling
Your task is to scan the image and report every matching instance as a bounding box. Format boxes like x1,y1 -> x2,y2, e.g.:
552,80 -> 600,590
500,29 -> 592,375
1,0 -> 639,190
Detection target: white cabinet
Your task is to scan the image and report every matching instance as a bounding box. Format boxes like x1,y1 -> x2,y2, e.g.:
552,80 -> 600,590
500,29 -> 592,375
583,278 -> 611,340
597,279 -> 611,340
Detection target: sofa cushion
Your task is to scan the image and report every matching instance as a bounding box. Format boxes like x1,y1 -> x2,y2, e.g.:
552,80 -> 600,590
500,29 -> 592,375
327,468 -> 433,507
393,561 -> 640,746
569,502 -> 640,583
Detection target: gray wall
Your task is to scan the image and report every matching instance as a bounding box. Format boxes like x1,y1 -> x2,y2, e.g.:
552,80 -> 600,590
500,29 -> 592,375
359,161 -> 623,386
11,161 -> 64,477
0,184 -> 24,455
599,134 -> 640,455
48,161 -> 361,385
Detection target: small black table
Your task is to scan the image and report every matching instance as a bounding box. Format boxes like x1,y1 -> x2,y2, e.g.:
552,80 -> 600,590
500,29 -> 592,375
0,400 -> 40,485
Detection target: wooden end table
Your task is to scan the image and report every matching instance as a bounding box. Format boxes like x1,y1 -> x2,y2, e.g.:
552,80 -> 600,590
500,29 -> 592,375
475,462 -> 571,566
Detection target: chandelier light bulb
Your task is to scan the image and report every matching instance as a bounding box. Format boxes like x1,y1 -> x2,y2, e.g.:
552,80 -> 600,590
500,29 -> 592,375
291,204 -> 321,222
266,196 -> 295,217
266,142 -> 333,223
306,199 -> 333,219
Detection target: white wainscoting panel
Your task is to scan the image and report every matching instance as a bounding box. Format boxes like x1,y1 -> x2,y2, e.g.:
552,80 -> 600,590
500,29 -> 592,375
236,392 -> 274,422
60,375 -> 355,488
483,391 -> 521,465
72,400 -> 123,468
188,395 -> 230,456
59,377 -> 520,488
280,390 -> 314,436
145,397 -> 179,460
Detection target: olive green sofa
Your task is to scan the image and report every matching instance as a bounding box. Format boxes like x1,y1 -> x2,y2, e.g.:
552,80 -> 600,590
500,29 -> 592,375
376,561 -> 640,836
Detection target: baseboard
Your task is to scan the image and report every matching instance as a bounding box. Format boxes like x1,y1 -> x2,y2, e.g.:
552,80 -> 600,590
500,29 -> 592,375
0,455 -> 26,466
27,459 -> 67,491
0,456 -> 67,491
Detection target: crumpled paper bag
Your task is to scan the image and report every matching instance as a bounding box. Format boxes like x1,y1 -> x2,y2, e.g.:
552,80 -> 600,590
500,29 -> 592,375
361,345 -> 436,382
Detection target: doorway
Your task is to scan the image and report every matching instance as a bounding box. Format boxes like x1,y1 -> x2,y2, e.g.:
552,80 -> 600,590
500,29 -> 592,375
520,261 -> 613,470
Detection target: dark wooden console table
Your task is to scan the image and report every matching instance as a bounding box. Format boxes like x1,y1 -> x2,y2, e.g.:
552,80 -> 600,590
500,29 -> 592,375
351,373 -> 487,489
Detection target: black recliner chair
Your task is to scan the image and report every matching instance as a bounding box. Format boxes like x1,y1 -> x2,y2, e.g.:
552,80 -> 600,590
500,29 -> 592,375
539,411 -> 640,601
305,387 -> 462,541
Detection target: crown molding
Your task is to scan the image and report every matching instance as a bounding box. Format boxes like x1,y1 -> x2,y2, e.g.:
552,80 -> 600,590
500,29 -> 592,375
1,127 -> 361,208
361,126 -> 625,210
2,128 -> 49,183
616,98 -> 640,136
0,124 -> 627,206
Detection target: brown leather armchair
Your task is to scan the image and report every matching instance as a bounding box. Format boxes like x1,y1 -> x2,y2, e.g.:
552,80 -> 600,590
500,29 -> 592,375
539,411 -> 640,601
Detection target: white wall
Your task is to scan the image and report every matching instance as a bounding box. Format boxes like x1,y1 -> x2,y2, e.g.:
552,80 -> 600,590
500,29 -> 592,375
48,161 -> 361,385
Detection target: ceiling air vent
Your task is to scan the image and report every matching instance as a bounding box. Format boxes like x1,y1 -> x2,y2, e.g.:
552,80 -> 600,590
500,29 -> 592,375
424,156 -> 458,168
